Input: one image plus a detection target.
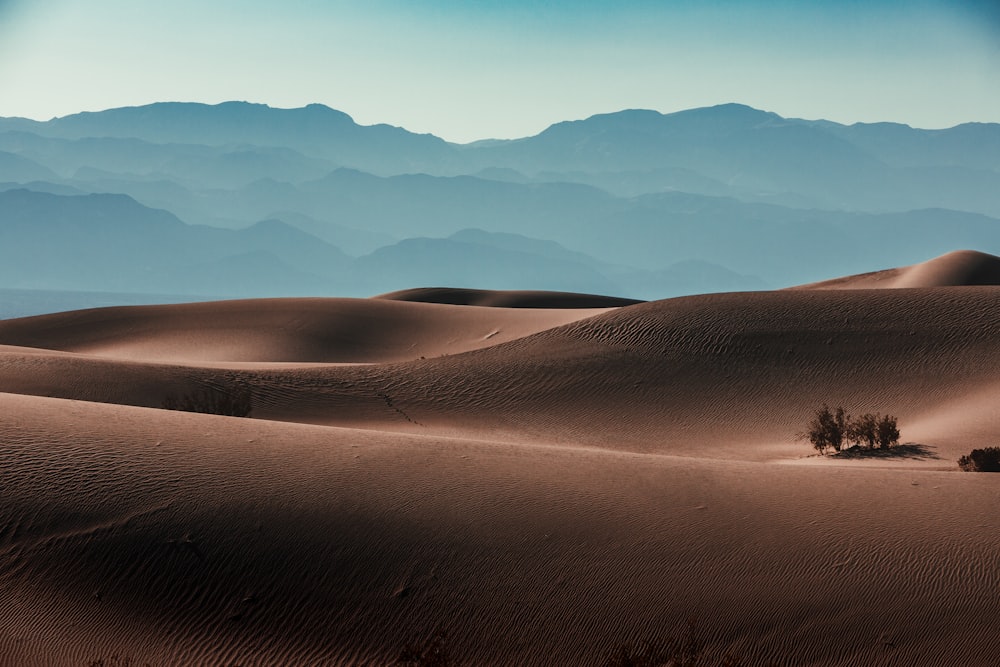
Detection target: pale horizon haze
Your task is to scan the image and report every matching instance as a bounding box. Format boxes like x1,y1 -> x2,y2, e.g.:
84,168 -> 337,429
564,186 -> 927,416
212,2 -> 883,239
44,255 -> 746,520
0,0 -> 998,143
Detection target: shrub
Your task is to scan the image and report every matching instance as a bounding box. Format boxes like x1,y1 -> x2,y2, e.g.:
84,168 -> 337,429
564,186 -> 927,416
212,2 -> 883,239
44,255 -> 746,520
875,414 -> 900,449
162,386 -> 253,417
806,405 -> 848,454
807,407 -> 900,454
958,447 -> 1000,472
846,413 -> 878,449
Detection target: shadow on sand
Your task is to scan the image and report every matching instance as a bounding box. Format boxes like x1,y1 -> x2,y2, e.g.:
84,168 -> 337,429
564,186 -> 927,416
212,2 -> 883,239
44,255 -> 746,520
831,442 -> 940,461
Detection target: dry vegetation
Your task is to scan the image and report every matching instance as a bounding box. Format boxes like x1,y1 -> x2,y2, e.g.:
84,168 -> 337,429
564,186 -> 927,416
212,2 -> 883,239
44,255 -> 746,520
958,447 -> 1000,472
162,386 -> 253,417
805,405 -> 899,455
394,620 -> 771,667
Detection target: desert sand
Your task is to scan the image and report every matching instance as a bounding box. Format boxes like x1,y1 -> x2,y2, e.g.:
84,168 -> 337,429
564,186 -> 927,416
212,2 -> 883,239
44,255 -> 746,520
2,253 -> 1000,666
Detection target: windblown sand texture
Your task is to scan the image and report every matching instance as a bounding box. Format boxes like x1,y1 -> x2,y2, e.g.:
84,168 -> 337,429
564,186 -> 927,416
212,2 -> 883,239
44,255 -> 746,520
2,253 -> 1000,666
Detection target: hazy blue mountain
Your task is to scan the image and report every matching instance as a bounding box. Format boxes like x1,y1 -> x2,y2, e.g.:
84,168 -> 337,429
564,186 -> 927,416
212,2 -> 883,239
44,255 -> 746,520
533,166 -> 737,200
607,260 -> 770,300
294,169 -> 620,239
0,150 -> 58,182
471,167 -> 532,184
0,130 -> 335,189
572,192 -> 1000,285
463,104 -> 1000,216
162,250 -> 334,298
5,101 -> 999,217
5,186 -> 1000,302
353,236 -> 620,296
67,175 -> 216,224
0,181 -> 86,196
3,102 -> 1000,303
0,102 -> 456,175
0,189 -> 349,296
204,218 -> 353,282
446,228 -> 769,298
266,167 -> 1000,288
0,288 -> 216,320
448,228 -> 607,268
816,120 -> 1000,172
472,104 -> 784,173
266,210 -> 396,256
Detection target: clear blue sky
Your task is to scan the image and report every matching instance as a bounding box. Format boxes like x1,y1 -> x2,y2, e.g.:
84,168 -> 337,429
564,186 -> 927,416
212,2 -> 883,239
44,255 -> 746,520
0,0 -> 997,142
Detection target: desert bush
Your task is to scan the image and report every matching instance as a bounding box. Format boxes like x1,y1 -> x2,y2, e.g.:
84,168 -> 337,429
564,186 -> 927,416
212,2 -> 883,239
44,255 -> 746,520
876,414 -> 900,449
806,405 -> 848,454
162,386 -> 252,417
846,413 -> 878,449
807,407 -> 900,454
958,447 -> 1000,472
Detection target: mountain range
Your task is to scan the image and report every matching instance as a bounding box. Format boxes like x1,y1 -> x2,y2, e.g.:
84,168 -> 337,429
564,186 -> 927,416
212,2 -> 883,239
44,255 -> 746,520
1,101 -> 999,302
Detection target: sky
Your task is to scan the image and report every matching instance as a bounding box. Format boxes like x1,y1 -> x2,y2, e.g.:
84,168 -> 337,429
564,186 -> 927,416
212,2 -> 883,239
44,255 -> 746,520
0,0 -> 997,143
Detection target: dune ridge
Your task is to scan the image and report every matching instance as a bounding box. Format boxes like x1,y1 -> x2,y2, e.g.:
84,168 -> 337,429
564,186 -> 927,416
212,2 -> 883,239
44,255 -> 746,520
3,261 -> 1000,665
792,249 -> 1000,290
375,287 -> 644,308
0,297 -> 609,364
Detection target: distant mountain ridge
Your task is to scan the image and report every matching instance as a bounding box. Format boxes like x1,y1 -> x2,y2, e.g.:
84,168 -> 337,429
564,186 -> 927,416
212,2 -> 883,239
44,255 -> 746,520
0,102 -> 455,176
0,189 -> 764,299
2,101 -> 1000,302
4,100 -> 998,216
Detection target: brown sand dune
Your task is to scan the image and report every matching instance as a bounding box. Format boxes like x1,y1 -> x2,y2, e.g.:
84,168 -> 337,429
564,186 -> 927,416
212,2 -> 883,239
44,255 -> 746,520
2,288 -> 998,462
375,287 -> 644,308
2,392 -> 1000,666
792,249 -> 1000,290
0,297 -> 609,364
4,277 -> 1000,665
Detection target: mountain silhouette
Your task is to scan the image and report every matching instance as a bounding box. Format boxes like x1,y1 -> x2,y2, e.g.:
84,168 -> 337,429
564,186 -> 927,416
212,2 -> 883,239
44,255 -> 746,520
3,102 -> 1000,300
0,102 -> 455,175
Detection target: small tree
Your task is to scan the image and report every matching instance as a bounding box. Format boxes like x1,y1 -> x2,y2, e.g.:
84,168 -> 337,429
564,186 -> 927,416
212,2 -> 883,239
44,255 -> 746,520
807,405 -> 848,454
806,407 -> 903,455
876,414 -> 900,449
847,413 -> 878,449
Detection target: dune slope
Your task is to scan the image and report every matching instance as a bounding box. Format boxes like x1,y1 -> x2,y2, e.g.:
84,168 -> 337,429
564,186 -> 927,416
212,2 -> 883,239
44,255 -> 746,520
3,276 -> 1000,665
2,287 -> 998,462
3,393 -> 1000,666
792,249 -> 1000,290
0,297 -> 608,363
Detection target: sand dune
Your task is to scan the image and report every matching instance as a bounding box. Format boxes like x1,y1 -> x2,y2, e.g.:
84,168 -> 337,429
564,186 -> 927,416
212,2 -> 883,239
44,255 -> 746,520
0,297 -> 608,364
376,287 -> 644,308
792,249 -> 1000,290
2,286 -> 998,462
3,393 -> 1000,666
3,259 -> 1000,665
